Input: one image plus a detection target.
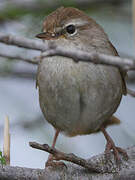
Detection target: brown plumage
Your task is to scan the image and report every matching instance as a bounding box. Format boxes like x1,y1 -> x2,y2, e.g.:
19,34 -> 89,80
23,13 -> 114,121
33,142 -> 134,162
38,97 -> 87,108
36,7 -> 128,166
41,7 -> 127,95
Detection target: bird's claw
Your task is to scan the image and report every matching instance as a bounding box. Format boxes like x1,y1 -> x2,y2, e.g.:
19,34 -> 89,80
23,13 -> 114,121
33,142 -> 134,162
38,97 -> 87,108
105,140 -> 128,167
45,159 -> 67,169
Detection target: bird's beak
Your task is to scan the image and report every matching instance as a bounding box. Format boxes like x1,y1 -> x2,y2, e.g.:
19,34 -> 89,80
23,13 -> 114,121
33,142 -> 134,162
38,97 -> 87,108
36,32 -> 47,39
36,32 -> 64,40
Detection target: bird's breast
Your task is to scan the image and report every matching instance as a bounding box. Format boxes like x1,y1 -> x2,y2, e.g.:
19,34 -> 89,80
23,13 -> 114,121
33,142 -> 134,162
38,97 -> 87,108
37,56 -> 123,136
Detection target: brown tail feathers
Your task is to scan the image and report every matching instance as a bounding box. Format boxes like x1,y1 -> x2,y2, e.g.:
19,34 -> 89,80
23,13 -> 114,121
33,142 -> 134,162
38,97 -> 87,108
102,115 -> 121,128
94,116 -> 121,133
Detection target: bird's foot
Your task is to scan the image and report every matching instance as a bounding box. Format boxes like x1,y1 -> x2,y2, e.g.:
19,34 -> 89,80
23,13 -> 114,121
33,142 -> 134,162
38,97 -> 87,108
105,138 -> 128,166
45,154 -> 67,168
45,159 -> 67,169
101,127 -> 128,167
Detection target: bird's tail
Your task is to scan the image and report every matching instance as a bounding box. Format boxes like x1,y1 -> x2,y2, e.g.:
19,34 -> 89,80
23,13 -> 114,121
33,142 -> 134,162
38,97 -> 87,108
102,115 -> 121,128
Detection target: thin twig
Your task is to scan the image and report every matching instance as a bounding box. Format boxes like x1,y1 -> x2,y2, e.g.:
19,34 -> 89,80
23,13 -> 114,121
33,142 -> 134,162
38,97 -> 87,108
41,47 -> 135,71
127,88 -> 135,97
0,33 -> 46,51
0,33 -> 135,71
29,142 -> 109,173
0,51 -> 39,64
3,116 -> 10,165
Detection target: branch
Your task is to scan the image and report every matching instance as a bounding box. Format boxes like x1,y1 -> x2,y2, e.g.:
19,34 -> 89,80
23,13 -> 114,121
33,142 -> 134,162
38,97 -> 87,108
29,142 -> 103,173
29,142 -> 133,173
0,69 -> 36,79
127,88 -> 135,97
0,146 -> 135,180
0,33 -> 46,51
41,48 -> 135,71
0,51 -> 39,64
0,33 -> 135,71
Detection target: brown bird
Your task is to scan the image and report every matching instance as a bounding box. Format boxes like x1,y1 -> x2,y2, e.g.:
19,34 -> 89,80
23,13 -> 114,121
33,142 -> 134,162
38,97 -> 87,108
36,7 -> 128,166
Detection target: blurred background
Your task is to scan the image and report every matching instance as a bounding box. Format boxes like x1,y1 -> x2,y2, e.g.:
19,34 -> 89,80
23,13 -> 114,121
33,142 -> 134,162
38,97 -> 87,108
0,0 -> 135,168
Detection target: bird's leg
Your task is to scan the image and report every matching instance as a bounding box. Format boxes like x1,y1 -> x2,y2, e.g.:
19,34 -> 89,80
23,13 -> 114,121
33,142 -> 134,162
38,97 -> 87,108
45,130 -> 66,168
45,129 -> 67,168
100,127 -> 128,165
45,129 -> 59,167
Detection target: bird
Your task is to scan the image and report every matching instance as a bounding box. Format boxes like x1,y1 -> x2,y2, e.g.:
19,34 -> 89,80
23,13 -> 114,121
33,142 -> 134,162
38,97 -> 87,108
36,7 -> 128,166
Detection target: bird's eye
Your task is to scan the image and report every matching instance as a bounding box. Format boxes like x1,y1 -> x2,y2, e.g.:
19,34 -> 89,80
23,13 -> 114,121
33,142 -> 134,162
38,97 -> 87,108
66,25 -> 76,34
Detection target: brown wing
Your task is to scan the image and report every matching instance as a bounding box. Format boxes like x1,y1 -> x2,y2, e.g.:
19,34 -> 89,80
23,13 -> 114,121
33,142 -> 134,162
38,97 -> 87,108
109,41 -> 127,95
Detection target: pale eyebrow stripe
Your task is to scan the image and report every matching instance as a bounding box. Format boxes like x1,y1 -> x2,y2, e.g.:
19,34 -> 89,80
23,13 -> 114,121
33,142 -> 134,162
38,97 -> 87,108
64,18 -> 89,27
54,19 -> 88,34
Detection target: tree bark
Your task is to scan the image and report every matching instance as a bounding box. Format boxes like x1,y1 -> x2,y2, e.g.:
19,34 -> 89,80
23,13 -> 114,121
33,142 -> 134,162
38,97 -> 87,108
0,146 -> 135,180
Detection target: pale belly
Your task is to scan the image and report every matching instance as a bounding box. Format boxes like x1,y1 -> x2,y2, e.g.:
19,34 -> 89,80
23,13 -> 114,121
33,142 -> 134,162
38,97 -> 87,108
37,56 -> 123,136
